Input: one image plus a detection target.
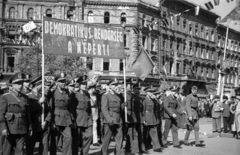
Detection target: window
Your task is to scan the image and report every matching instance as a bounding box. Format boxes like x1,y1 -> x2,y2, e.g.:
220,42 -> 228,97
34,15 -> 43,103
104,12 -> 110,24
201,67 -> 204,77
27,8 -> 34,20
201,25 -> 205,38
7,54 -> 15,72
86,57 -> 93,70
183,63 -> 186,74
46,9 -> 52,17
120,13 -> 126,24
189,21 -> 192,35
67,10 -> 73,20
124,34 -> 128,48
151,38 -> 156,51
88,11 -> 94,23
9,7 -> 15,19
142,36 -> 147,49
195,24 -> 198,36
103,58 -> 109,71
120,59 -> 123,71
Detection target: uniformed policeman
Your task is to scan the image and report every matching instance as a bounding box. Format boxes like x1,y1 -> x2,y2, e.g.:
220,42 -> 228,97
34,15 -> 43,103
183,86 -> 205,147
74,75 -> 93,155
26,77 -> 52,155
125,79 -> 146,154
142,87 -> 162,152
0,73 -> 32,155
101,79 -> 124,155
49,73 -> 74,155
162,85 -> 186,148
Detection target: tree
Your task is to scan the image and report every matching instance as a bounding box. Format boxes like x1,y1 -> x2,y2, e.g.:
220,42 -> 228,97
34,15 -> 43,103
15,47 -> 90,78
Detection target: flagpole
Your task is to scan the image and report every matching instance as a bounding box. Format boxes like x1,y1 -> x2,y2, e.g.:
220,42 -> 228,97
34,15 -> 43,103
123,58 -> 128,123
220,26 -> 229,102
41,16 -> 45,125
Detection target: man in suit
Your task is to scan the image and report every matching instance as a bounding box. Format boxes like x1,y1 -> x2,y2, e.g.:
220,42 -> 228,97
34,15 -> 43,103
183,86 -> 205,147
74,75 -> 93,155
0,73 -> 32,155
162,85 -> 186,148
101,79 -> 124,155
142,87 -> 162,152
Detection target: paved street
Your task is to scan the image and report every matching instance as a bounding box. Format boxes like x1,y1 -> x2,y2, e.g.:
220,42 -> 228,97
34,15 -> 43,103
52,118 -> 240,155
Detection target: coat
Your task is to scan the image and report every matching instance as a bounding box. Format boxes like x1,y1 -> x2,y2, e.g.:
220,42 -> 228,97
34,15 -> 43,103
143,97 -> 159,126
101,92 -> 122,125
163,94 -> 183,119
211,101 -> 223,118
222,103 -> 230,117
0,92 -> 31,134
125,91 -> 144,124
74,91 -> 92,127
28,93 -> 51,132
50,89 -> 73,126
186,94 -> 199,120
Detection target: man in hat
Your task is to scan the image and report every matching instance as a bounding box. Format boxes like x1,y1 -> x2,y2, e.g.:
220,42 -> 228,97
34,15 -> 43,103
49,73 -> 74,155
211,95 -> 223,137
26,77 -> 52,155
124,79 -> 146,154
162,85 -> 186,148
0,72 -> 32,155
142,87 -> 162,152
183,86 -> 205,147
74,75 -> 93,155
101,78 -> 124,155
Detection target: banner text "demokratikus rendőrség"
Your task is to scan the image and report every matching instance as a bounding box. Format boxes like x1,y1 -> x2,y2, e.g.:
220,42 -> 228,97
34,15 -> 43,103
44,20 -> 124,57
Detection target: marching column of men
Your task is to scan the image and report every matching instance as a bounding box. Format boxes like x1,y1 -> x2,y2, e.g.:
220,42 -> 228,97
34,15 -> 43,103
0,72 -> 206,155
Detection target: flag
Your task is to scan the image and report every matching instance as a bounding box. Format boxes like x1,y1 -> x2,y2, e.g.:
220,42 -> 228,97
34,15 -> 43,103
214,0 -> 220,6
205,1 -> 214,10
129,48 -> 154,81
133,27 -> 140,34
22,21 -> 36,33
195,6 -> 200,15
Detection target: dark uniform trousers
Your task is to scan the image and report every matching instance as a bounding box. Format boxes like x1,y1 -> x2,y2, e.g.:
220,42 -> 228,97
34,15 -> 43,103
77,126 -> 93,155
0,133 -> 5,155
126,124 -> 145,153
183,119 -> 200,144
27,127 -> 50,155
101,124 -> 124,155
162,118 -> 179,146
143,125 -> 161,150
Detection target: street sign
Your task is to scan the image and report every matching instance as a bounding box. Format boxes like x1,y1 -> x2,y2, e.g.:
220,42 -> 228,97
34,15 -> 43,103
42,16 -> 125,59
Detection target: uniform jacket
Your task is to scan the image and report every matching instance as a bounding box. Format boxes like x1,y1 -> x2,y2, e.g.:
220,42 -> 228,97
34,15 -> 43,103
143,97 -> 159,126
186,94 -> 199,120
101,91 -> 122,124
50,89 -> 73,126
163,94 -> 183,119
28,92 -> 51,132
125,91 -> 144,124
0,91 -> 31,134
74,90 -> 92,127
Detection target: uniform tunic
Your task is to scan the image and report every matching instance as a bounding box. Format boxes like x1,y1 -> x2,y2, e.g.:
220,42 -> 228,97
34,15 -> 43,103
186,94 -> 199,120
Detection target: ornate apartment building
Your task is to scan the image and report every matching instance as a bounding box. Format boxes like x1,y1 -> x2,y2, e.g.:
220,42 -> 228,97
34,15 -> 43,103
0,0 -> 240,96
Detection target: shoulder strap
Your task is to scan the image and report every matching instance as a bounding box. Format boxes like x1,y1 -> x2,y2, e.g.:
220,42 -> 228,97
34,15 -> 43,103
9,91 -> 21,102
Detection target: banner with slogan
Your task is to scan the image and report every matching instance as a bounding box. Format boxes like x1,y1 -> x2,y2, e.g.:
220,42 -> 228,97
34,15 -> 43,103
42,17 -> 125,58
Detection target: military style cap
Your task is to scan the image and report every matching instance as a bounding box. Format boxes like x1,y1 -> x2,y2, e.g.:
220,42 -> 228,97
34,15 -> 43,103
133,82 -> 141,89
67,79 -> 75,87
223,95 -> 228,100
54,72 -> 67,83
192,86 -> 198,90
144,86 -> 155,92
9,72 -> 25,84
169,85 -> 179,91
212,95 -> 220,100
24,74 -> 32,82
76,75 -> 88,85
107,78 -> 118,86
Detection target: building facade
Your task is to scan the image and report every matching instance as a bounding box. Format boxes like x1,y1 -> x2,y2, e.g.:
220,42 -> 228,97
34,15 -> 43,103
0,0 -> 240,96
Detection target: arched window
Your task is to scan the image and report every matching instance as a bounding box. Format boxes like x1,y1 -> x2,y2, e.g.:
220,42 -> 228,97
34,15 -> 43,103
46,9 -> 52,18
9,7 -> 15,19
120,12 -> 126,24
67,10 -> 73,20
104,12 -> 110,23
88,11 -> 94,23
27,8 -> 34,20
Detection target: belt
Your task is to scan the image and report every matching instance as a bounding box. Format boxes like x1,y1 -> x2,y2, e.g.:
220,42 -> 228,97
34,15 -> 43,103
55,107 -> 68,110
7,112 -> 25,117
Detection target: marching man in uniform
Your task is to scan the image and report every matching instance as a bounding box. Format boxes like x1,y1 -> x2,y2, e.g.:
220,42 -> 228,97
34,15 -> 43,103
162,85 -> 186,148
0,73 -> 32,155
183,86 -> 205,147
101,79 -> 124,155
